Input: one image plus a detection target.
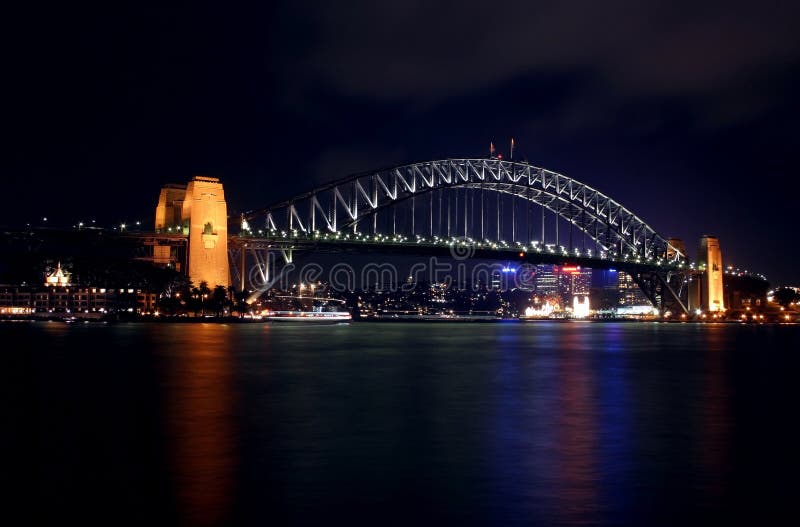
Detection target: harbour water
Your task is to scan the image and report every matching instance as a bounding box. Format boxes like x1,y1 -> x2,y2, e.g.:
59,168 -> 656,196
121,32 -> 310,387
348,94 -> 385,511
9,321 -> 800,525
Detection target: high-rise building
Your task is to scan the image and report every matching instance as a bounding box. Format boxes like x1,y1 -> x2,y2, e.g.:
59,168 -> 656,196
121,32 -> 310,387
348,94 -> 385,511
571,267 -> 592,296
592,268 -> 620,309
490,270 -> 502,291
555,265 -> 592,305
557,268 -> 572,304
618,271 -> 650,306
534,265 -> 558,296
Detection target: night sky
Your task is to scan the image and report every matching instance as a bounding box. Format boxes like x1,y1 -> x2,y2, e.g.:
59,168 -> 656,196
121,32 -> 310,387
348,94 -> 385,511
4,1 -> 800,284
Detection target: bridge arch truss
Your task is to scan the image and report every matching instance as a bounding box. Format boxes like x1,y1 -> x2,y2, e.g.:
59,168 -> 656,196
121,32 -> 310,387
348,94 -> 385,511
245,158 -> 683,262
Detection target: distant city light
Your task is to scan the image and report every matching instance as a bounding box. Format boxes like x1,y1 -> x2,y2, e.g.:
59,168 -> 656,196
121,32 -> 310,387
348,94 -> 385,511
572,295 -> 590,318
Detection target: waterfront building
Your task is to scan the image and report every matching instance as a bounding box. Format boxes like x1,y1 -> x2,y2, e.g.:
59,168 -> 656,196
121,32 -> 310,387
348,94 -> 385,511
44,262 -> 70,287
0,285 -> 157,315
572,295 -> 590,318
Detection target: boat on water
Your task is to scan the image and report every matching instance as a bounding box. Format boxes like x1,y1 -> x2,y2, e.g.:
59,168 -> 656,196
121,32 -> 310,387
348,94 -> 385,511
261,295 -> 351,323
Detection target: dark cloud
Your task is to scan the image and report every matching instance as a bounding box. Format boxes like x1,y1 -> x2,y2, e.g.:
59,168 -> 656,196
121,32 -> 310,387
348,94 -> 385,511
285,1 -> 799,104
3,0 -> 800,283
311,146 -> 408,185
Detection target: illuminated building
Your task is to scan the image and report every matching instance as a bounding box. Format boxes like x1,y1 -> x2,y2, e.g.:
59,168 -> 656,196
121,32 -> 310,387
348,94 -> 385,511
572,295 -> 590,318
618,271 -> 650,306
557,269 -> 572,303
534,265 -> 558,296
522,301 -> 555,318
557,265 -> 592,305
0,285 -> 156,315
490,270 -> 502,291
570,267 -> 592,296
44,262 -> 70,287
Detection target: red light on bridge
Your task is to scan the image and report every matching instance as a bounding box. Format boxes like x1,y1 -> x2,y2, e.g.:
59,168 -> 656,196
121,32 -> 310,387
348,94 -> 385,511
519,252 -> 524,257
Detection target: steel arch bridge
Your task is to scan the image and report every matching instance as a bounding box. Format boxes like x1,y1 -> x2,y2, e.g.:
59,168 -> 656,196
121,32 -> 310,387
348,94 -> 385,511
234,158 -> 691,314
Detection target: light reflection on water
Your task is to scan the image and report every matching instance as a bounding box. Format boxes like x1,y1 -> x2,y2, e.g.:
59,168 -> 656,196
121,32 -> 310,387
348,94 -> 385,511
10,321 -> 800,526
161,325 -> 237,527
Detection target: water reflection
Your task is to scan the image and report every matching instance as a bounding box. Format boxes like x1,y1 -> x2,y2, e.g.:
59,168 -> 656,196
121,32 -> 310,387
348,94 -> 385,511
162,324 -> 237,526
15,320 -> 799,526
697,327 -> 731,506
487,328 -> 558,523
596,325 -> 633,522
486,325 -> 601,525
554,329 -> 599,522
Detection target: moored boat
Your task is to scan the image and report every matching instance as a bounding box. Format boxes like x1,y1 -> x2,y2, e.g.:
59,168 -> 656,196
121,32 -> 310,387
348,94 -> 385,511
261,296 -> 351,323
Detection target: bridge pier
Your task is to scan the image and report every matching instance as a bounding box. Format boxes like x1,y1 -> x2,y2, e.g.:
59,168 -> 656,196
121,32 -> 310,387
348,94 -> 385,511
154,176 -> 230,288
690,235 -> 725,313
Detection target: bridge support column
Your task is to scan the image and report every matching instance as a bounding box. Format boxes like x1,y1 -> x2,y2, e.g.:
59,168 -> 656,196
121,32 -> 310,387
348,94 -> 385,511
181,176 -> 230,288
698,235 -> 725,313
154,176 -> 229,287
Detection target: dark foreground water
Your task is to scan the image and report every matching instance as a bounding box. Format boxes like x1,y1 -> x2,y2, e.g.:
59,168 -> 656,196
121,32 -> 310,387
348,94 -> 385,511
7,321 -> 800,525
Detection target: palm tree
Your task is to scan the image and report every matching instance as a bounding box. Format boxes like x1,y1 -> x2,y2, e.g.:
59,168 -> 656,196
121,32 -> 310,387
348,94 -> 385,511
198,281 -> 211,316
212,285 -> 228,316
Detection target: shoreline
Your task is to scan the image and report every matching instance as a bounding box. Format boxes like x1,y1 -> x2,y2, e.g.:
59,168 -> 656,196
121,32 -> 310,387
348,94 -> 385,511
1,315 -> 795,325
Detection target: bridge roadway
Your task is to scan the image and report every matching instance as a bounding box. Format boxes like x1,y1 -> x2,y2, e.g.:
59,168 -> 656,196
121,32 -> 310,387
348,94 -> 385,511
230,231 -> 688,274
2,226 -> 687,273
